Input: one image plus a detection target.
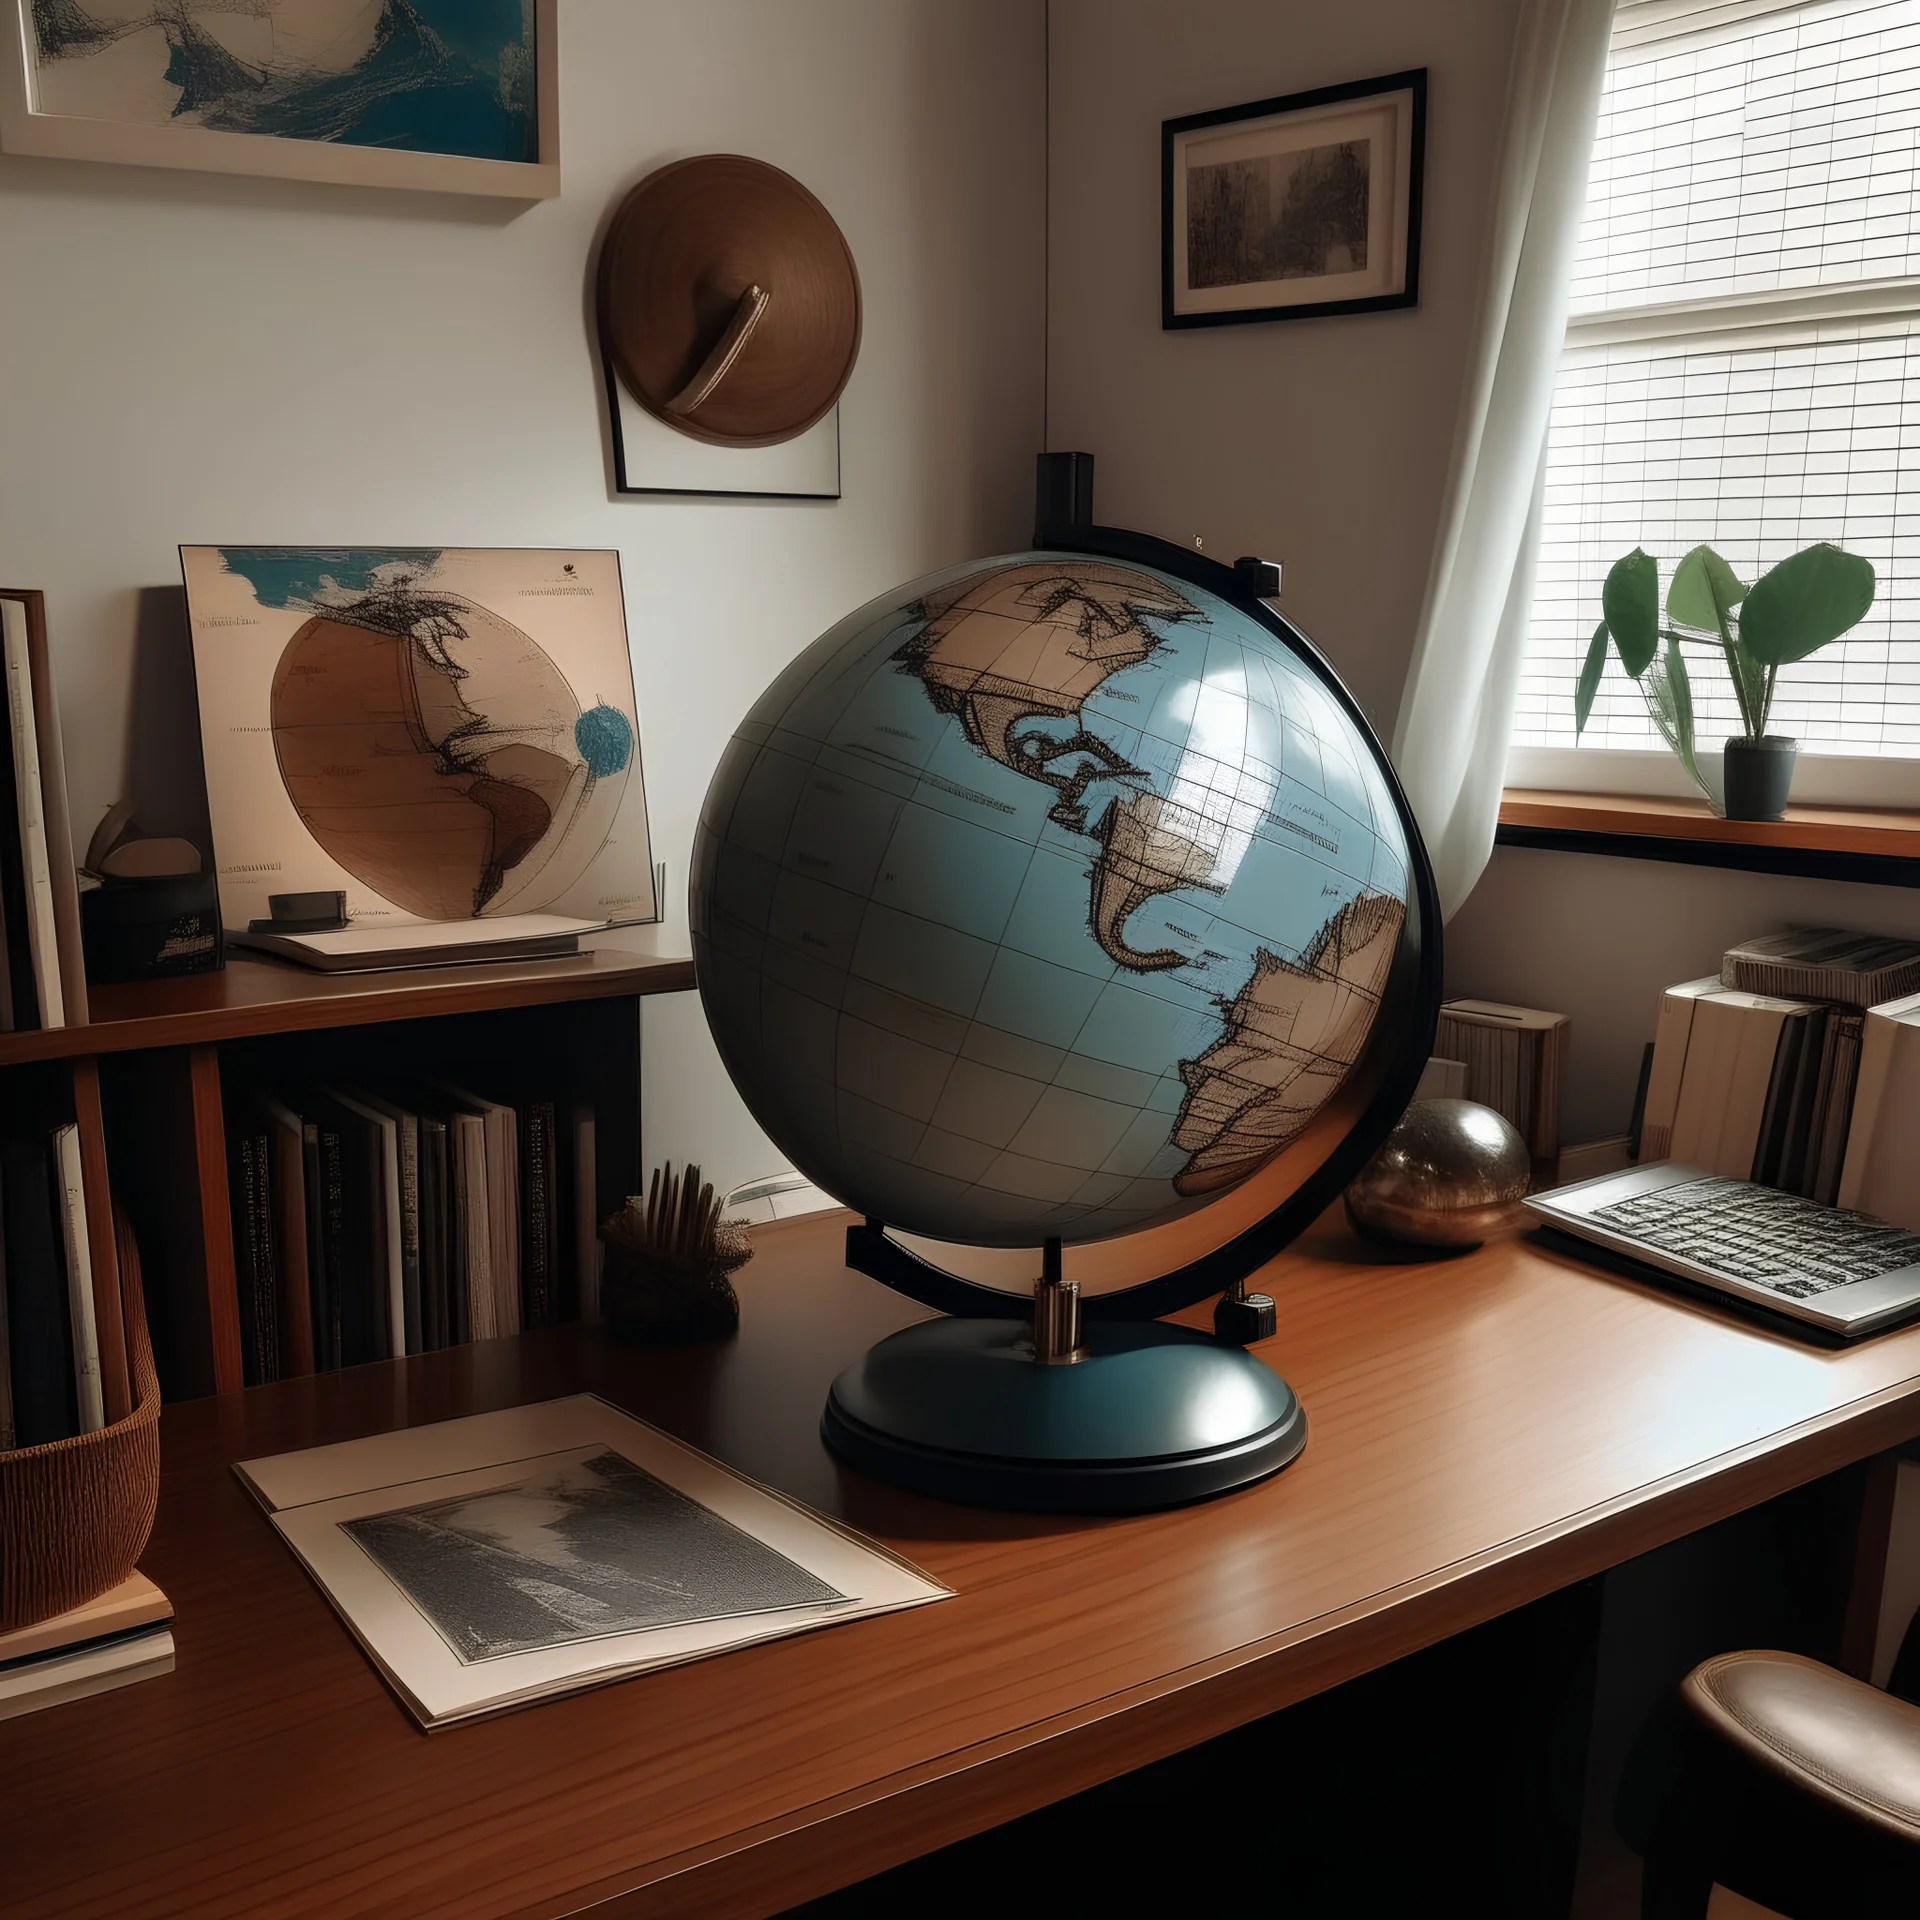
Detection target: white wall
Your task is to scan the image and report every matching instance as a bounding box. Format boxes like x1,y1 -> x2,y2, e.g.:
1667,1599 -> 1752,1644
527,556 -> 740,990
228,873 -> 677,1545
1046,0 -> 1521,733
0,0 -> 1045,1190
1045,0 -> 1920,1148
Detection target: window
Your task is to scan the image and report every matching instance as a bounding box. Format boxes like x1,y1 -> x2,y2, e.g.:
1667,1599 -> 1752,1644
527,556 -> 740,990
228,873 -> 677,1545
1510,0 -> 1920,804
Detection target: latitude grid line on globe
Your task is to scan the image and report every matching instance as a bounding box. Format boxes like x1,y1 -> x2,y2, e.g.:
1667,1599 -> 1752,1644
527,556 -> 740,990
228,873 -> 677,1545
696,555 -> 1412,1244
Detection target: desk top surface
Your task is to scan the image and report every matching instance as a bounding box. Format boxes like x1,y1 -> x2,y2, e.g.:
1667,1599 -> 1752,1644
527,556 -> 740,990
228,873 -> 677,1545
11,1210 -> 1920,1920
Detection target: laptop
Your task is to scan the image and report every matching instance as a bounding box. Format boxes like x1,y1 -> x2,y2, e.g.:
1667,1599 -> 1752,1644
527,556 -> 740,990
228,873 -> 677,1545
1523,1162 -> 1920,1340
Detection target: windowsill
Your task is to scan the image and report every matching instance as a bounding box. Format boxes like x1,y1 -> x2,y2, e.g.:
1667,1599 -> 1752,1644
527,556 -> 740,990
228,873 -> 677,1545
1495,788 -> 1920,885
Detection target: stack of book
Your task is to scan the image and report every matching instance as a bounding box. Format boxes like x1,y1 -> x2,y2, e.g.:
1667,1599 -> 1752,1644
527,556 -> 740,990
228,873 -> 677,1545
0,1573 -> 173,1722
2,1121 -> 109,1450
224,1083 -> 600,1384
1433,1000 -> 1569,1160
0,589 -> 86,1032
1638,928 -> 1920,1207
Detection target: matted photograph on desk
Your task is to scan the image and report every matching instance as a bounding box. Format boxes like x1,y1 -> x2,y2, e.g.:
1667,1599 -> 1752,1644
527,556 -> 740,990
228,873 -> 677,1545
236,1395 -> 949,1728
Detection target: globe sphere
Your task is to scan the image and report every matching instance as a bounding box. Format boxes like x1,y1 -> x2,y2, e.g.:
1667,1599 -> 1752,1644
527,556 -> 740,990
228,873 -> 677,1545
691,550 -> 1415,1250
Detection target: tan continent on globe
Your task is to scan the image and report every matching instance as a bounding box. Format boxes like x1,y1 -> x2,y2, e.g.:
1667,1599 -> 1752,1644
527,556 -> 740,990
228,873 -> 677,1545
1171,890 -> 1405,1195
898,561 -> 1232,971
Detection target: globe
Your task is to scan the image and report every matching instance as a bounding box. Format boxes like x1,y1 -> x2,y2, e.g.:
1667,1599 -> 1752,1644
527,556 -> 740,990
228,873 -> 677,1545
691,550 -> 1415,1251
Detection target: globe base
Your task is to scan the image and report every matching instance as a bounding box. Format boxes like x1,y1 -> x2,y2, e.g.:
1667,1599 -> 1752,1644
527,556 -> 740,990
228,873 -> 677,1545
821,1316 -> 1307,1513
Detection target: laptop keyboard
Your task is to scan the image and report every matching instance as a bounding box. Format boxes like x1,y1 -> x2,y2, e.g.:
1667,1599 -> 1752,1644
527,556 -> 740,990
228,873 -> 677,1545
1590,1177 -> 1920,1300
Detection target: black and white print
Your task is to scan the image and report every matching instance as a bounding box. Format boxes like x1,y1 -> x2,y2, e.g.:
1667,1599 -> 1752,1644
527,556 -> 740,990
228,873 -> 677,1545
344,1446 -> 847,1663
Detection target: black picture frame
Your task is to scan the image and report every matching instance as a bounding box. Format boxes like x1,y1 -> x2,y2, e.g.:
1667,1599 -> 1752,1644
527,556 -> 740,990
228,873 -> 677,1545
1162,68 -> 1427,330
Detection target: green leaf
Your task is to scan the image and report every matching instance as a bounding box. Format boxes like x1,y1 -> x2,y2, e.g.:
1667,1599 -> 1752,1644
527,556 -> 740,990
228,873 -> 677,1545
1574,621 -> 1609,736
1602,549 -> 1660,676
1739,543 -> 1877,666
1666,545 -> 1748,632
1639,634 -> 1708,795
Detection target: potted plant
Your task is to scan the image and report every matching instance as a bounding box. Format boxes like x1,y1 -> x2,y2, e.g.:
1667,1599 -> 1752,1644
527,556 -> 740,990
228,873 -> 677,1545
1577,542 -> 1876,820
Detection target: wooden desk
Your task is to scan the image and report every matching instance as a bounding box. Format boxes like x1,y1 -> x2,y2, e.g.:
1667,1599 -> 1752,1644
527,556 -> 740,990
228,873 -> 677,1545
11,1210 -> 1920,1920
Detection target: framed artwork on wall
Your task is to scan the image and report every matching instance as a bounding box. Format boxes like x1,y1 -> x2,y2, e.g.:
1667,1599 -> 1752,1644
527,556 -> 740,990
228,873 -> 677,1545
1163,69 -> 1425,329
0,1 -> 558,199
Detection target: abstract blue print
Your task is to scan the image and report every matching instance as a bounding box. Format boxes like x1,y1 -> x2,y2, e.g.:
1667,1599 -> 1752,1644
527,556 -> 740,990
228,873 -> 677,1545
31,2 -> 538,165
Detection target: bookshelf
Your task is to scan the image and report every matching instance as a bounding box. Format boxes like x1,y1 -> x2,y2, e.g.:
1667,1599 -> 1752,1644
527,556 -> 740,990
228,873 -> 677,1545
8,934 -> 694,1403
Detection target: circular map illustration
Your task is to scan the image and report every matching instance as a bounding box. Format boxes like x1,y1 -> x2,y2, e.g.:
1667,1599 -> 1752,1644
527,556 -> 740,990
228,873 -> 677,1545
692,552 -> 1413,1248
251,557 -> 634,921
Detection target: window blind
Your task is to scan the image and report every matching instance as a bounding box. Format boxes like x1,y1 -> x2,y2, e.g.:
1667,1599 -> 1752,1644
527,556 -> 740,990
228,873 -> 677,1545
1513,0 -> 1920,761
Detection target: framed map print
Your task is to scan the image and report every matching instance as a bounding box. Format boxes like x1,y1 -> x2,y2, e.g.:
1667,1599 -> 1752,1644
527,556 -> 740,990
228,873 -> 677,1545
0,2 -> 557,198
1163,70 -> 1425,328
181,546 -> 655,941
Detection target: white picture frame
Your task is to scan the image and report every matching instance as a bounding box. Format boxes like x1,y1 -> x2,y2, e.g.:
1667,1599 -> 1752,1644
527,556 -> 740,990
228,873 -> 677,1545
237,1394 -> 950,1727
0,0 -> 558,199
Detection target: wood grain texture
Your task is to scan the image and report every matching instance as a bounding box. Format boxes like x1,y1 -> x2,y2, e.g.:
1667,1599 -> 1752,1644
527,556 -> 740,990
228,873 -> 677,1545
188,1045 -> 243,1397
0,941 -> 693,1068
70,1055 -> 129,1424
1500,787 -> 1920,857
11,1210 -> 1920,1919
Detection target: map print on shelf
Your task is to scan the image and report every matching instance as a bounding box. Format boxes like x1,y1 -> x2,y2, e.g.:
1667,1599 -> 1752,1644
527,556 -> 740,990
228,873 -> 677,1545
693,552 -> 1410,1247
183,546 -> 656,944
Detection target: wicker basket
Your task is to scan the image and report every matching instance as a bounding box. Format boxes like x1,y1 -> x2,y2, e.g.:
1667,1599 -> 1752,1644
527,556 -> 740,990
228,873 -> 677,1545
0,1205 -> 161,1633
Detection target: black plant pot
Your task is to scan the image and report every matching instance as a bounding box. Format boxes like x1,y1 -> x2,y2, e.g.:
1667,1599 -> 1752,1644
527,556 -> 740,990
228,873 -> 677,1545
1722,735 -> 1797,822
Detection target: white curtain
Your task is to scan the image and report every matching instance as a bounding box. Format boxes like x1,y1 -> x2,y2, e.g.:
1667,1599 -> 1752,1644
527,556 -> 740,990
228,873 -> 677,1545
1392,0 -> 1615,920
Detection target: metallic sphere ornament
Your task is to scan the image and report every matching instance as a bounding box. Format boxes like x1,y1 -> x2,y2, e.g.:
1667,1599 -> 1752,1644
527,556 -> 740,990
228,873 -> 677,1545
1344,1098 -> 1531,1249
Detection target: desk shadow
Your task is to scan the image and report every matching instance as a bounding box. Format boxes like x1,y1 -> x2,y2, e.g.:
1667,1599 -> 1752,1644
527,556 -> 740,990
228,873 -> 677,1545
1527,1227 -> 1852,1355
1312,1223 -> 1478,1268
830,1464 -> 1112,1543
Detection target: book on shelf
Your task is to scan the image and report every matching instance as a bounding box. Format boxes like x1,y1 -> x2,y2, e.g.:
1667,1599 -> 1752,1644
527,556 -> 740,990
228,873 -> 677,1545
50,1122 -> 102,1432
438,1083 -> 522,1339
1722,928 -> 1920,1010
1839,993 -> 1920,1229
1432,1001 -> 1568,1160
326,1089 -> 406,1362
0,1572 -> 173,1722
255,1094 -> 317,1378
3,1132 -> 76,1447
227,1118 -> 279,1388
1639,965 -> 1872,1203
0,591 -> 87,1030
574,1104 -> 601,1320
1807,1010 -> 1865,1207
219,1070 -> 597,1374
1668,991 -> 1821,1183
1641,977 -> 1736,1165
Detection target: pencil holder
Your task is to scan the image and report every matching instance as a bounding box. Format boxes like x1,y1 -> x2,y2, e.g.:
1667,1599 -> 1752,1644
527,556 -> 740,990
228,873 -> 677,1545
0,1206 -> 162,1633
601,1163 -> 753,1345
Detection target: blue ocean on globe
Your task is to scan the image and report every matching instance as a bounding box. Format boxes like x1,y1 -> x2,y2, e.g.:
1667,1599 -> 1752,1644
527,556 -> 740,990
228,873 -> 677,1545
692,553 -> 1413,1248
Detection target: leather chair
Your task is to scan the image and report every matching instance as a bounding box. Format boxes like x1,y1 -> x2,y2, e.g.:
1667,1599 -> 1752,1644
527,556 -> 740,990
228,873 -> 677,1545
1639,1650 -> 1920,1918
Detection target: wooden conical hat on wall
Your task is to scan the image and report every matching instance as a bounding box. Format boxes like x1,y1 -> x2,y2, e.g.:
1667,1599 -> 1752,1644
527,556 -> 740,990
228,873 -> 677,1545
598,154 -> 862,449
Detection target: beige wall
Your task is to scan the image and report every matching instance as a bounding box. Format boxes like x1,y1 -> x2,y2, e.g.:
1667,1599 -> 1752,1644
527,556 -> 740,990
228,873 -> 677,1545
1046,0 -> 1522,732
0,0 -> 1046,1189
1049,0 -> 1920,1150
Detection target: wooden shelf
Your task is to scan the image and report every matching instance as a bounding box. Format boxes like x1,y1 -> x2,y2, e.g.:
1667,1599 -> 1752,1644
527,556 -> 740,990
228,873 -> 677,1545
1496,787 -> 1920,885
0,932 -> 694,1067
